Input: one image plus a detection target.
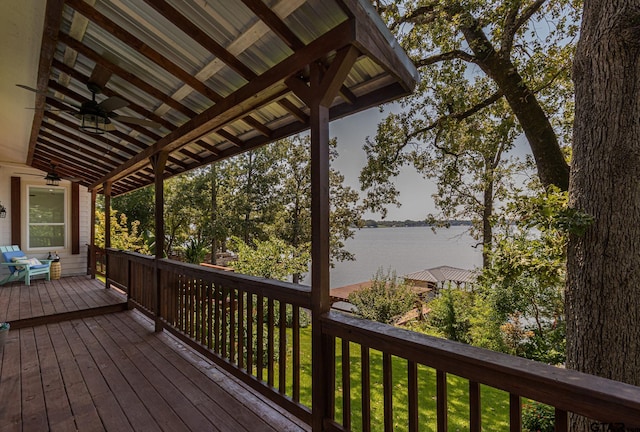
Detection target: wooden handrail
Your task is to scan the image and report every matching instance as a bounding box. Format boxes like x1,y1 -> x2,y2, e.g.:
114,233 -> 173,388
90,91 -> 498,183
321,310 -> 640,427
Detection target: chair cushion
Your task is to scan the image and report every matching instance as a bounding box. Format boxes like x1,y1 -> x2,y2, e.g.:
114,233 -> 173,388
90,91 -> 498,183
3,250 -> 27,262
11,256 -> 42,271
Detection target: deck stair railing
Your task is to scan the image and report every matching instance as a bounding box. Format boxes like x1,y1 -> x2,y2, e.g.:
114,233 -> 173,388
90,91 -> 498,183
104,249 -> 640,431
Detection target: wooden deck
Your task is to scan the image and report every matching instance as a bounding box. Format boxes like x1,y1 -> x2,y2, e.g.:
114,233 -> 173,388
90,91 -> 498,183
0,276 -> 127,329
0,308 -> 308,431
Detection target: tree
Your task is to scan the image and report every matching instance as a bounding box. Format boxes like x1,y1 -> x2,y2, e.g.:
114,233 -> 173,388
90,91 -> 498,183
360,0 -> 579,243
95,211 -> 150,254
224,147 -> 283,245
567,2 -> 640,425
111,187 -> 154,235
480,187 -> 584,364
366,0 -> 576,192
229,236 -> 310,281
348,269 -> 418,324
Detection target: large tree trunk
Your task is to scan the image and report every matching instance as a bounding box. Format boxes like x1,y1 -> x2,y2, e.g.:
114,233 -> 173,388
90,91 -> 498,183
567,1 -> 640,428
456,13 -> 570,191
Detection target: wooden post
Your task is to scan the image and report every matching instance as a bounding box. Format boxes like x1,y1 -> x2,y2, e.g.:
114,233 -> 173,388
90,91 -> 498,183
88,189 -> 97,278
104,182 -> 111,289
152,152 -> 169,333
301,47 -> 359,431
310,92 -> 331,431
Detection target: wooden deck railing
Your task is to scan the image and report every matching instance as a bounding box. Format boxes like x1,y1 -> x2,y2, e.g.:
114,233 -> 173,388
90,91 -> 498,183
87,244 -> 107,278
103,249 -> 640,431
105,249 -> 313,423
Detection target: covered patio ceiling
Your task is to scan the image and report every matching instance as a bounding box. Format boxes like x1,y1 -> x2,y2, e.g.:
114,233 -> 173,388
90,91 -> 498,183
1,0 -> 417,197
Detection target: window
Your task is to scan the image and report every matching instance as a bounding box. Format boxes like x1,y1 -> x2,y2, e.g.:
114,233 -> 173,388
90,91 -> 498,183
28,186 -> 66,249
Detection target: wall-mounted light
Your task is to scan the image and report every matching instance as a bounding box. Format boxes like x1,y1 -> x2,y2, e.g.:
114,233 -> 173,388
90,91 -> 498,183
0,201 -> 6,219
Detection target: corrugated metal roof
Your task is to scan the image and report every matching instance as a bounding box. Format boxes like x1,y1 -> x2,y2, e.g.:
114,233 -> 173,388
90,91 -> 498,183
403,266 -> 478,284
14,0 -> 418,196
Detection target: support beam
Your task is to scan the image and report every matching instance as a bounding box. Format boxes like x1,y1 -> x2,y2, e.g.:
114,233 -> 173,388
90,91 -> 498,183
26,0 -> 65,165
89,189 -> 97,278
306,50 -> 357,428
104,182 -> 112,250
72,182 -> 80,254
10,177 -> 21,247
151,151 -> 169,333
104,181 -> 112,289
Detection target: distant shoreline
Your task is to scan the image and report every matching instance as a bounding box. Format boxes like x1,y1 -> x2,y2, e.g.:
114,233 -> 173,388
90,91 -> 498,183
361,220 -> 472,228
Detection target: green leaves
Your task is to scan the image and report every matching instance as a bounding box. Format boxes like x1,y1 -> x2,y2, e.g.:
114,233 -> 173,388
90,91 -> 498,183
348,268 -> 418,324
229,237 -> 310,281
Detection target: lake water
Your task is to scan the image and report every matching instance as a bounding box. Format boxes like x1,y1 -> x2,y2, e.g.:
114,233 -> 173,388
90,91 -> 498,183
305,226 -> 483,288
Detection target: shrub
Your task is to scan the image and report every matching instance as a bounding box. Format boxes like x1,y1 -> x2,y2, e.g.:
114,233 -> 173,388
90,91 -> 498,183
522,401 -> 555,432
348,268 -> 418,324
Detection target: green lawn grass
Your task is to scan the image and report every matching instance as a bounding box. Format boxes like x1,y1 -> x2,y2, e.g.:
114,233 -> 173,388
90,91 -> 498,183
272,326 -> 510,431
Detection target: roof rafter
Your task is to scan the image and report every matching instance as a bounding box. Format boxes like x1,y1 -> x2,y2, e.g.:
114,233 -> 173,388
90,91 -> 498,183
89,20 -> 356,190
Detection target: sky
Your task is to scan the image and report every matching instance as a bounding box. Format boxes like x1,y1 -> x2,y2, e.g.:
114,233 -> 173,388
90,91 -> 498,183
329,106 -> 438,221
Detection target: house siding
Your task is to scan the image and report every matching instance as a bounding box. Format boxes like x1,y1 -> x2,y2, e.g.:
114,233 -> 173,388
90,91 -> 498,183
0,164 -> 92,278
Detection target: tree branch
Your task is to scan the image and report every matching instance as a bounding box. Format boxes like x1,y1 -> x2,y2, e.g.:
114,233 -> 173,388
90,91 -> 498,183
391,3 -> 438,31
501,0 -> 547,56
415,50 -> 477,68
411,90 -> 504,139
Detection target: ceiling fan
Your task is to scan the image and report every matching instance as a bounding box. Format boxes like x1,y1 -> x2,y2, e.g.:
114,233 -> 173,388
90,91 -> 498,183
18,80 -> 161,135
15,162 -> 82,184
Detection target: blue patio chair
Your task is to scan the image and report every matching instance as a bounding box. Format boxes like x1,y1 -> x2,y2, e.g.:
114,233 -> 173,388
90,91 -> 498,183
0,245 -> 51,286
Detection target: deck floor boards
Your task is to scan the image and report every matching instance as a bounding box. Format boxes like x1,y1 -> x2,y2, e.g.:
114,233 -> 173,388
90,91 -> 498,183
0,307 -> 308,432
0,277 -> 126,326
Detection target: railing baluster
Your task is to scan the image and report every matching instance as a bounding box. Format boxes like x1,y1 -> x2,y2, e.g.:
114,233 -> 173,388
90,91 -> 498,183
326,334 -> 336,421
187,278 -> 193,337
408,360 -> 418,432
279,301 -> 287,394
267,298 -> 275,387
238,289 -> 245,370
292,306 -> 300,402
195,279 -> 202,343
247,293 -> 254,374
555,408 -> 568,432
222,285 -> 229,359
214,283 -> 221,353
383,352 -> 393,432
469,380 -> 481,432
176,275 -> 184,330
362,345 -> 371,432
257,294 -> 264,382
207,282 -> 213,349
342,339 -> 351,430
510,394 -> 521,432
230,288 -> 236,364
437,370 -> 447,432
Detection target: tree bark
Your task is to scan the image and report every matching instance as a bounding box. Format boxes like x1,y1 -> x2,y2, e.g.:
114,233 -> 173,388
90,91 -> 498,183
567,1 -> 640,429
457,14 -> 571,191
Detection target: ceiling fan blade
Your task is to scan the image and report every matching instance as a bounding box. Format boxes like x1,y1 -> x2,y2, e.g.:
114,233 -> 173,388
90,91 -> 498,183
98,96 -> 129,112
15,172 -> 43,177
53,97 -> 81,108
113,115 -> 161,128
89,64 -> 113,89
16,84 -> 44,93
18,85 -> 81,109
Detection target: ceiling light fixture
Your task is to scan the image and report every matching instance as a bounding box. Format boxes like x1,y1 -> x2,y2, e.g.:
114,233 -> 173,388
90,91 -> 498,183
45,163 -> 61,186
79,112 -> 109,135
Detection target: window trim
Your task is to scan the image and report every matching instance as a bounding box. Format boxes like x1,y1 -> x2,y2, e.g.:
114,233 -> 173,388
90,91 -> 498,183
27,185 -> 67,251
